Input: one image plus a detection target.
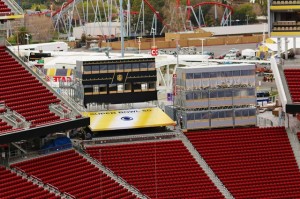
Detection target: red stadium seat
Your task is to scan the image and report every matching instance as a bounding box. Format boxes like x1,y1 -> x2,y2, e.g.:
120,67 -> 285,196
0,166 -> 57,198
0,47 -> 64,127
186,127 -> 300,198
284,69 -> 300,103
85,140 -> 223,198
11,150 -> 136,199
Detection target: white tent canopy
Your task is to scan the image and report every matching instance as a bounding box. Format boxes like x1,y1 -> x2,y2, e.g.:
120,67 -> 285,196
266,37 -> 300,53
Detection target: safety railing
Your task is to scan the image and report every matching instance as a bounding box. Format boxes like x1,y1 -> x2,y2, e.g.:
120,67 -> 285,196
4,41 -> 84,116
2,0 -> 24,15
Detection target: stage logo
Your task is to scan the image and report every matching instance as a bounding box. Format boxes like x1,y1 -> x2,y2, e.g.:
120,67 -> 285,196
117,74 -> 123,81
121,116 -> 133,121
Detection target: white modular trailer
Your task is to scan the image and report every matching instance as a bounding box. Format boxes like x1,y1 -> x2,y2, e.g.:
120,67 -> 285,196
173,64 -> 257,130
9,42 -> 69,53
176,88 -> 256,109
174,64 -> 256,108
175,64 -> 256,91
182,107 -> 257,130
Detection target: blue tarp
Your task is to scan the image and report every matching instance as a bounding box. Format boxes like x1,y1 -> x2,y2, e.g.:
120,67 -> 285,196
41,137 -> 72,151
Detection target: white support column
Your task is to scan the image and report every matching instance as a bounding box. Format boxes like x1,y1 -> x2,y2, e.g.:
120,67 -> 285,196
285,37 -> 288,60
277,37 -> 281,60
293,37 -> 296,54
128,0 -> 131,37
167,64 -> 170,90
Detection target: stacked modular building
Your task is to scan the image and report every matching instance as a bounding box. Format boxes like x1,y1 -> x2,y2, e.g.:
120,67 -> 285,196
171,64 -> 257,130
74,57 -> 157,107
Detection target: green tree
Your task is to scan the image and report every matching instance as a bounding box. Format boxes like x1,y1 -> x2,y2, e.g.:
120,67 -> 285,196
15,27 -> 29,45
30,3 -> 47,11
232,4 -> 257,24
257,0 -> 268,16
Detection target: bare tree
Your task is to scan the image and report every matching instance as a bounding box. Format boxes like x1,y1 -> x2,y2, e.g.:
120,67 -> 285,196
25,15 -> 55,42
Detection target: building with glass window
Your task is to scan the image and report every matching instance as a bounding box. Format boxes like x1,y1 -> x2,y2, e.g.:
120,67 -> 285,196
75,57 -> 157,107
269,1 -> 300,37
172,64 -> 257,130
268,0 -> 298,59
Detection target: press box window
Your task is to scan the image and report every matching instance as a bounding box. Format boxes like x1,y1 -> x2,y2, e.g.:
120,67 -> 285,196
100,65 -> 108,73
124,83 -> 132,92
124,63 -> 131,72
109,84 -> 117,93
83,66 -> 92,74
108,64 -> 116,73
116,64 -> 123,72
148,62 -> 155,70
92,65 -> 99,74
99,84 -> 107,94
148,82 -> 156,90
132,63 -> 139,71
93,85 -> 99,93
141,83 -> 148,91
133,83 -> 142,92
117,84 -> 124,93
140,62 -> 148,71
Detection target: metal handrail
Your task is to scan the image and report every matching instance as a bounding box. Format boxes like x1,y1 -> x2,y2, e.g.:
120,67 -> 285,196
83,132 -> 179,146
80,150 -> 149,199
2,0 -> 24,15
5,43 -> 83,116
8,144 -> 72,164
180,133 -> 234,199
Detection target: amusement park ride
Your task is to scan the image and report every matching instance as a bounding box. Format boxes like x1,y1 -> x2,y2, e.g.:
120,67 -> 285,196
38,0 -> 234,39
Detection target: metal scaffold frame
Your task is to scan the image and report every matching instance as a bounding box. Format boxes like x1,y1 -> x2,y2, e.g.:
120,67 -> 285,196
51,0 -> 234,38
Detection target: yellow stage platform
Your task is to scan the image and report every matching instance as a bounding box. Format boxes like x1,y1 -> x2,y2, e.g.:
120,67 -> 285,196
83,107 -> 176,131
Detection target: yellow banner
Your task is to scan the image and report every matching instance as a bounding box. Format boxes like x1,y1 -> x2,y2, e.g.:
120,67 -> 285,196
0,15 -> 24,20
82,107 -> 176,131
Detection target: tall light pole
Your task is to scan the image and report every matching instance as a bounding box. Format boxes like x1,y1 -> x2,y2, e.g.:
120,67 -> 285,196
172,38 -> 180,75
140,21 -> 143,37
246,14 -> 249,25
137,36 -> 142,54
16,31 -> 20,56
152,28 -> 156,47
200,38 -> 205,55
120,0 -> 124,57
171,38 -> 179,123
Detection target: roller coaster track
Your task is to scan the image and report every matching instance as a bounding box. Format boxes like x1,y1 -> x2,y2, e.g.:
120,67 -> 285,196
52,0 -> 81,19
142,0 -> 173,31
191,2 -> 234,17
51,0 -> 174,31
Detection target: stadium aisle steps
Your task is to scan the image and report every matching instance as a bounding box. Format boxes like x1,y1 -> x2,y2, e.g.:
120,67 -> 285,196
0,166 -> 58,199
0,47 -> 63,126
85,140 -> 224,198
186,127 -> 300,198
11,149 -> 137,199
